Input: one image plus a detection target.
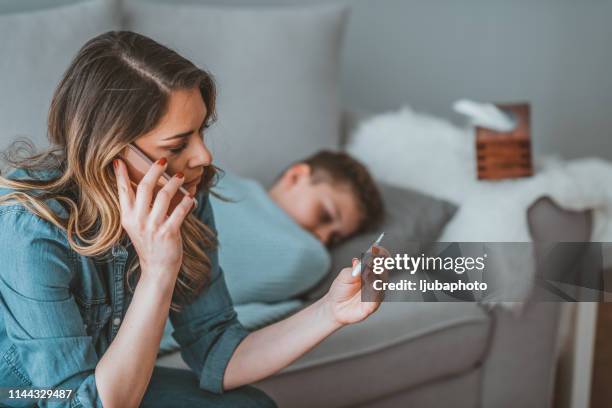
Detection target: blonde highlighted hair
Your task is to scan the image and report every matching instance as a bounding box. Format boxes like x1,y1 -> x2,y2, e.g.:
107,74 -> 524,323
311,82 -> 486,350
0,31 -> 220,310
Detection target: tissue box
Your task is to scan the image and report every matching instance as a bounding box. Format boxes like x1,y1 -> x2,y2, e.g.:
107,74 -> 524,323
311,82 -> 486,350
476,103 -> 533,180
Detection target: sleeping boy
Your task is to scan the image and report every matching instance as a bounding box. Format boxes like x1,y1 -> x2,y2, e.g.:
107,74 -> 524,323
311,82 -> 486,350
161,150 -> 383,351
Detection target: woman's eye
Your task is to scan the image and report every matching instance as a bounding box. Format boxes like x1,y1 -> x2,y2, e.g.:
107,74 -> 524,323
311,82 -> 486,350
168,144 -> 187,154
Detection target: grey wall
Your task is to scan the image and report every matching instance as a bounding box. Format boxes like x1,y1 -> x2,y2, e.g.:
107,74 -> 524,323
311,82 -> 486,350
339,0 -> 612,161
4,0 -> 611,161
0,0 -> 81,13
175,0 -> 612,161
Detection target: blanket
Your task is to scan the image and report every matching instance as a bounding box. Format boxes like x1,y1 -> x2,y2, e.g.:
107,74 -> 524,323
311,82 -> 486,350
161,172 -> 330,352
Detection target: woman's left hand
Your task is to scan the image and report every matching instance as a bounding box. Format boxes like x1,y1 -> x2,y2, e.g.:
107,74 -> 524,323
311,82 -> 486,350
322,246 -> 391,326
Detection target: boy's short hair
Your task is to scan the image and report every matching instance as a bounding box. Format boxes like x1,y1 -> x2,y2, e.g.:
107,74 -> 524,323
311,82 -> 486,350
298,150 -> 384,235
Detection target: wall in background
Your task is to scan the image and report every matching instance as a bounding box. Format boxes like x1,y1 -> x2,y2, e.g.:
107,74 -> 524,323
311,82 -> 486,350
0,0 -> 80,13
339,0 -> 612,161
195,0 -> 612,161
4,0 -> 611,161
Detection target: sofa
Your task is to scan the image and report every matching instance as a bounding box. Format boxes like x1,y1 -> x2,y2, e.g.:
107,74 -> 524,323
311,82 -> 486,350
157,148 -> 593,408
0,1 -> 591,406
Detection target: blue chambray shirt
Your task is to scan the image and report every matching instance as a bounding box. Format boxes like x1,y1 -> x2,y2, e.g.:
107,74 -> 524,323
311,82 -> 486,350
0,168 -> 250,407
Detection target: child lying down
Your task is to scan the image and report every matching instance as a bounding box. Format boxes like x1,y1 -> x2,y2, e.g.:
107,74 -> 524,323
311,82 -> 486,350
161,150 -> 383,351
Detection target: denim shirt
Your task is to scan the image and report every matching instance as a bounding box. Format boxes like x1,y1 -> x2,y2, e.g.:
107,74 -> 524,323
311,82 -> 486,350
0,169 -> 250,407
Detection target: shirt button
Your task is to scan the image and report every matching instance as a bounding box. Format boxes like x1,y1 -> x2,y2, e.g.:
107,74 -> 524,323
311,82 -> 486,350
113,317 -> 121,326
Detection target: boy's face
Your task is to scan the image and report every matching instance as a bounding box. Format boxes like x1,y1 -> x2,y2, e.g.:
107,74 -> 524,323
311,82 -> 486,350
268,164 -> 362,247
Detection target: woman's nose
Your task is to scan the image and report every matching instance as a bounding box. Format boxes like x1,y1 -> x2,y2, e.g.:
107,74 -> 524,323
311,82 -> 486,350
190,137 -> 212,168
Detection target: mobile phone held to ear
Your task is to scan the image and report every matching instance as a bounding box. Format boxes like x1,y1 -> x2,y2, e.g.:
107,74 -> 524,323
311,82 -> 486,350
119,144 -> 198,214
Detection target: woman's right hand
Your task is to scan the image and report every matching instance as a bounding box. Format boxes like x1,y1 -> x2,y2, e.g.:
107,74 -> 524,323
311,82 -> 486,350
113,157 -> 194,289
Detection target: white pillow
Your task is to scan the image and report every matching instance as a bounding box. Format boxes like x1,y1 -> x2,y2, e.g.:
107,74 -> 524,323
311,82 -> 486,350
346,106 -> 612,306
347,106 -> 477,204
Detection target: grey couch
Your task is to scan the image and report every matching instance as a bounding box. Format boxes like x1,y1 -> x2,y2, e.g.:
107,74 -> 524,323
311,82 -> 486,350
157,176 -> 592,408
1,1 -> 590,407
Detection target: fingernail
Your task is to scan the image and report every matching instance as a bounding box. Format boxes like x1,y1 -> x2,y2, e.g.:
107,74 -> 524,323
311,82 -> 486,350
372,246 -> 379,255
175,172 -> 184,179
113,159 -> 118,169
157,157 -> 167,166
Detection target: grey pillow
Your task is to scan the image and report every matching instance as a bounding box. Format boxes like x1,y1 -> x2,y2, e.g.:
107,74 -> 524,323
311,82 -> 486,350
302,183 -> 458,301
124,1 -> 349,186
0,1 -> 118,152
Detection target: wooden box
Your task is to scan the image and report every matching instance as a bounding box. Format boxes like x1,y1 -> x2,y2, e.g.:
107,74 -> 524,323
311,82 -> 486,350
476,103 -> 533,180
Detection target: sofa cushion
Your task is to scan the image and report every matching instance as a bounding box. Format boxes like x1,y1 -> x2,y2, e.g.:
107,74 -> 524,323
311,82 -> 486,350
303,182 -> 458,300
357,369 -> 481,408
157,302 -> 490,408
125,1 -> 349,186
0,1 -> 118,152
257,302 -> 490,407
0,1 -> 81,14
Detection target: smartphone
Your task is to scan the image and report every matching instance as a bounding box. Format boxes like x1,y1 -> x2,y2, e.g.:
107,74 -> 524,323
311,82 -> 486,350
119,144 -> 198,214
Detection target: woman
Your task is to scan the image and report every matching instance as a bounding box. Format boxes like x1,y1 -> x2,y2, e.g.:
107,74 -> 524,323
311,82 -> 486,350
0,31 -> 386,408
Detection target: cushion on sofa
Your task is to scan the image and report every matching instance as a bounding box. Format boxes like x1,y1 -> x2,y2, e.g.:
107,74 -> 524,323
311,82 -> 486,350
0,0 -> 81,14
254,303 -> 489,408
157,303 -> 490,407
0,1 -> 118,152
303,182 -> 458,300
124,0 -> 349,186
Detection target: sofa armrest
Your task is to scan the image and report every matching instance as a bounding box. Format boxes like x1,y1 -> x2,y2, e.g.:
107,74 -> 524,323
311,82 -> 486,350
479,195 -> 593,407
527,196 -> 592,242
480,302 -> 561,408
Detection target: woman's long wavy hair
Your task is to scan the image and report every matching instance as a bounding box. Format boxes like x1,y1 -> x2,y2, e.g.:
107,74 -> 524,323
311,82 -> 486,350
0,31 -> 220,310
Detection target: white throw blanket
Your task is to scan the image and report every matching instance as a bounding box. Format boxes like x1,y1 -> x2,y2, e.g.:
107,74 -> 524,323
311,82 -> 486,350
346,106 -> 612,305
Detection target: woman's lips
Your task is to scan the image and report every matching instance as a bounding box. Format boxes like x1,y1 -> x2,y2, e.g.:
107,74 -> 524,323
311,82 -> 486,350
184,177 -> 201,193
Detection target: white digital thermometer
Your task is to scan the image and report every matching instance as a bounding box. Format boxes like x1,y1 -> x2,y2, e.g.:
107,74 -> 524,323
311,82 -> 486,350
351,232 -> 385,277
